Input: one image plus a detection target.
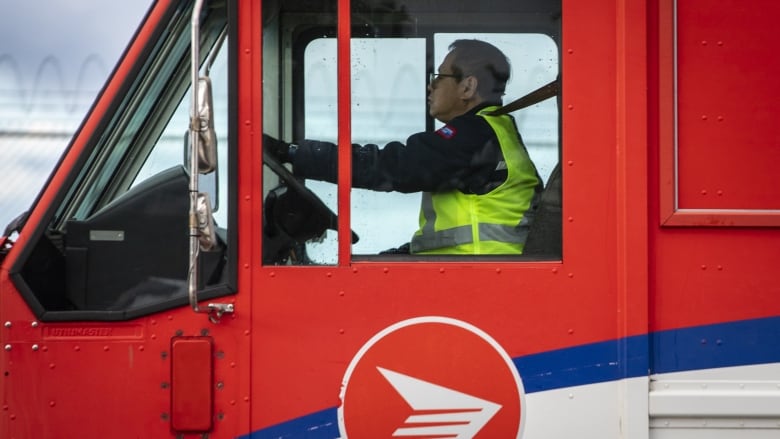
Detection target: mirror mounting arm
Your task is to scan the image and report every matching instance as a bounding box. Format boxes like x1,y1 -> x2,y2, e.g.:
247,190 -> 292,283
187,0 -> 233,323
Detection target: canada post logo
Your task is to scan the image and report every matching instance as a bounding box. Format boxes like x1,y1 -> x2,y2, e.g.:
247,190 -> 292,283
338,316 -> 525,438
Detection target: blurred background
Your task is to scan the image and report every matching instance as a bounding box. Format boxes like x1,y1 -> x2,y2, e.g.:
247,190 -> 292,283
0,0 -> 152,231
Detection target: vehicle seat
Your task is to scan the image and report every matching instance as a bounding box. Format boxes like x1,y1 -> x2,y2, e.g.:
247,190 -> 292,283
523,162 -> 562,257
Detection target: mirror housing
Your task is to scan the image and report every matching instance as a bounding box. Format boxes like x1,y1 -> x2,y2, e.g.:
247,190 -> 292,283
196,192 -> 218,251
194,76 -> 218,174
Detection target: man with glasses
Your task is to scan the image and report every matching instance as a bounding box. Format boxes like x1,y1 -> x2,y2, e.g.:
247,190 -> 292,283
265,39 -> 541,255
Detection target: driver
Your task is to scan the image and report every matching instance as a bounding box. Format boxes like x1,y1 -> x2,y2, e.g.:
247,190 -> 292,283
265,39 -> 541,255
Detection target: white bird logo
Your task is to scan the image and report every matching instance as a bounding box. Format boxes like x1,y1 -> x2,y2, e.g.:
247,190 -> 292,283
377,367 -> 502,438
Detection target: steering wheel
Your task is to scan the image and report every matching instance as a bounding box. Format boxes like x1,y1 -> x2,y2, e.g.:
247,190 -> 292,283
263,150 -> 358,244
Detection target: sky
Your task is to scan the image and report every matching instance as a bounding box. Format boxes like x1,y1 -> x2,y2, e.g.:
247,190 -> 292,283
0,0 -> 152,232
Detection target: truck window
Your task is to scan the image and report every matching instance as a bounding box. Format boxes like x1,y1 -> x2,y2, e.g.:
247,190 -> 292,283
302,37 -> 427,262
13,2 -> 233,319
262,0 -> 561,265
301,34 -> 558,263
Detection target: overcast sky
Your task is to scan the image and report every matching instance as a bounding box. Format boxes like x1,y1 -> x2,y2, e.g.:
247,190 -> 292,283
0,1 -> 150,85
0,0 -> 151,231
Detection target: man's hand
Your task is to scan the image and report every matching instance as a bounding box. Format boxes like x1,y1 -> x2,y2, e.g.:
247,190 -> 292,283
263,134 -> 291,162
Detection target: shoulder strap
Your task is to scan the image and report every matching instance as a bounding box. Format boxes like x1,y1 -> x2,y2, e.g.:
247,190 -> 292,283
487,78 -> 559,116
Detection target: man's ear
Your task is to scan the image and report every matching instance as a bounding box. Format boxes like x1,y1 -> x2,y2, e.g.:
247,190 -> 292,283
461,76 -> 479,100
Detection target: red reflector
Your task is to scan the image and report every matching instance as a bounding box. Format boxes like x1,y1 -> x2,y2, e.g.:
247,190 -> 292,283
171,336 -> 213,432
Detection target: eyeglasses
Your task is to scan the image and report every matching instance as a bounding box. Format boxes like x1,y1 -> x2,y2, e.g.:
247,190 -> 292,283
428,72 -> 461,85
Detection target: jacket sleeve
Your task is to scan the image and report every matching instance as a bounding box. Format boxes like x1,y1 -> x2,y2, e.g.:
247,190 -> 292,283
291,114 -> 500,193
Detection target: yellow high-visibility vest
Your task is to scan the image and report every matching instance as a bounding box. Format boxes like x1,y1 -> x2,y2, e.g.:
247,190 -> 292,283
411,106 -> 540,255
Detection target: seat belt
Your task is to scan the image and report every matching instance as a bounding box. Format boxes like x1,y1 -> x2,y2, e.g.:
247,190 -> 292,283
487,78 -> 559,116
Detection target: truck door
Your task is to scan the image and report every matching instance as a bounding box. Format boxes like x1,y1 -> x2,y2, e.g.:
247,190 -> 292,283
251,0 -> 649,438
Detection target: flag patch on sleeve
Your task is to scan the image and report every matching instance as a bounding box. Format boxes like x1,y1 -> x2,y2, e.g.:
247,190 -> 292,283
436,125 -> 457,139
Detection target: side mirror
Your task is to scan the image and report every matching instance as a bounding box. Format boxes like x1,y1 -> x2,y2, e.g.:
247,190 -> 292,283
196,192 -> 218,251
194,76 -> 218,174
187,14 -> 232,322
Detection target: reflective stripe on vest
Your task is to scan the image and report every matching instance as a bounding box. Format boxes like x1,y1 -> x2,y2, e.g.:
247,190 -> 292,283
410,106 -> 540,255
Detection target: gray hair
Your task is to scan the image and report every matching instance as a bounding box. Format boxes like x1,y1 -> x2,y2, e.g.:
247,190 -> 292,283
448,39 -> 511,103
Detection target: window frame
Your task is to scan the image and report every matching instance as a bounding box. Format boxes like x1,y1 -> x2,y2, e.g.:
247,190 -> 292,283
9,0 -> 238,321
282,7 -> 563,262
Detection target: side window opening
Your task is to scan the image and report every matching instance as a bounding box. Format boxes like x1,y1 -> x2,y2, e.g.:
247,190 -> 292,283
301,34 -> 559,263
261,1 -> 561,265
303,37 -> 427,262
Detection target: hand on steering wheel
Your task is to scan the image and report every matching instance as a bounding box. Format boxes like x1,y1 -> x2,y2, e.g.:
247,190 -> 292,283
262,147 -> 358,244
